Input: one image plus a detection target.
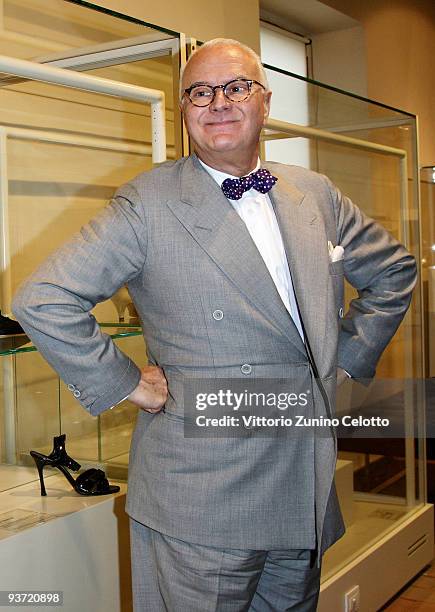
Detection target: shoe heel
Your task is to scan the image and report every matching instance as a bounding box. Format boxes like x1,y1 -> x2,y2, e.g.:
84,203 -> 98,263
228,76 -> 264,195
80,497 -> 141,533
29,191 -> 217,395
30,451 -> 47,496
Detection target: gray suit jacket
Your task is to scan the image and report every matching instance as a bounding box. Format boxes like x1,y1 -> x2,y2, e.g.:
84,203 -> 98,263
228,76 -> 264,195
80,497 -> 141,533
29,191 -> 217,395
12,155 -> 417,557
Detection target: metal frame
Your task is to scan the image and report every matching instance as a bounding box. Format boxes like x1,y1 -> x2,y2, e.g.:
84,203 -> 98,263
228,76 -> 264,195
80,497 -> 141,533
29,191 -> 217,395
39,34 -> 187,159
34,33 -> 177,66
0,55 -> 166,163
0,34 -> 187,159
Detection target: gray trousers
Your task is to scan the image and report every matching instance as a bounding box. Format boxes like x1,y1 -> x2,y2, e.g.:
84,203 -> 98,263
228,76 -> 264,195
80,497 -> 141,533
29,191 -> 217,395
130,518 -> 321,612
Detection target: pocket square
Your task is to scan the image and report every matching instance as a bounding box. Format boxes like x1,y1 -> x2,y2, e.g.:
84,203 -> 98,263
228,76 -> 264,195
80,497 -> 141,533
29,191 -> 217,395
328,241 -> 344,262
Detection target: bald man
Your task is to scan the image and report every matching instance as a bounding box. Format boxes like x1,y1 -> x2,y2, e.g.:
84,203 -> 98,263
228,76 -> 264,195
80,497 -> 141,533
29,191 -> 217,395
13,38 -> 416,611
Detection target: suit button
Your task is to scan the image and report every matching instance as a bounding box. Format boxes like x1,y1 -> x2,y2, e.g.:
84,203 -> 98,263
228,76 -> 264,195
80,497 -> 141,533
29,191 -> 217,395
339,308 -> 344,318
67,383 -> 75,391
241,363 -> 252,375
212,309 -> 224,321
73,390 -> 81,398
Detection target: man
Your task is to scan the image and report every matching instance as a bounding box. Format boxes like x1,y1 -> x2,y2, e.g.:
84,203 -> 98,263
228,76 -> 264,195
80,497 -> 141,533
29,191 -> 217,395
12,39 -> 416,611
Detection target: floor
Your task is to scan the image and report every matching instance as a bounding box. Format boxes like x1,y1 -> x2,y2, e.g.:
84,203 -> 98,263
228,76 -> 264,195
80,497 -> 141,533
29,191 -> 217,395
381,546 -> 435,611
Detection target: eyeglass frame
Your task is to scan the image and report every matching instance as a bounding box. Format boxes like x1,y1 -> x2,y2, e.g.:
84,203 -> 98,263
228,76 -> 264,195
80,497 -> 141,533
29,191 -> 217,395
182,78 -> 266,107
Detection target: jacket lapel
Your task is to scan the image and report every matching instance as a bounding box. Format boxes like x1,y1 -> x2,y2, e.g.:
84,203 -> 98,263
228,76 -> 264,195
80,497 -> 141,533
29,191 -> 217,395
265,163 -> 329,369
166,156 -> 306,357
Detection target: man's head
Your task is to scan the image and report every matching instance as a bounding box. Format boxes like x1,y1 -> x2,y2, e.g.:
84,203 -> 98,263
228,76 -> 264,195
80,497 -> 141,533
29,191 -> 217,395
180,38 -> 271,176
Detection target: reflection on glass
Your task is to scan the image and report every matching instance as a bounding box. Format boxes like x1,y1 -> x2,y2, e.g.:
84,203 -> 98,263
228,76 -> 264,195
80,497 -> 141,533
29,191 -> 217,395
111,286 -> 135,323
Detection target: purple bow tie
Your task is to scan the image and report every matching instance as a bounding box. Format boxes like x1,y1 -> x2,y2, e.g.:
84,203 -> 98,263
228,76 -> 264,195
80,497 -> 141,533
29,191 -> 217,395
221,168 -> 278,200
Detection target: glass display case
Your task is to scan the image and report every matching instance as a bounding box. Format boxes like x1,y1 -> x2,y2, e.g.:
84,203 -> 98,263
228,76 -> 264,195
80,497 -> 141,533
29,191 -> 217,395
0,326 -> 146,492
0,2 -> 180,487
258,61 -> 432,609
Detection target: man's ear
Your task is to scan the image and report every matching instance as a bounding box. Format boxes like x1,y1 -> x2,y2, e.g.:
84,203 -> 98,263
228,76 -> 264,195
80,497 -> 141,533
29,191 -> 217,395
263,90 -> 272,124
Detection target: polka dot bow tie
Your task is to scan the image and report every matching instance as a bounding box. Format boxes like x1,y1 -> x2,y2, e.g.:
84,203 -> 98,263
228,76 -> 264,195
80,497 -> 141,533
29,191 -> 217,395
221,168 -> 278,201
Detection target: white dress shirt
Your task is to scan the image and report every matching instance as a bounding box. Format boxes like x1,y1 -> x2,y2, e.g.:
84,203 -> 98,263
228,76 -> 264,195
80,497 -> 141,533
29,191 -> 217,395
199,158 -> 304,340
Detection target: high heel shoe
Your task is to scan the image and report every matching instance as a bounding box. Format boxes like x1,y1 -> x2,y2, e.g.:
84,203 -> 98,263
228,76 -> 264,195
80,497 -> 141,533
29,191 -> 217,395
30,433 -> 120,497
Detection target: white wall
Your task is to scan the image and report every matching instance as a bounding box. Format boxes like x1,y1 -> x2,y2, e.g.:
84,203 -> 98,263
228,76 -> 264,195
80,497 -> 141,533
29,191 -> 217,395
260,24 -> 310,168
312,26 -> 367,97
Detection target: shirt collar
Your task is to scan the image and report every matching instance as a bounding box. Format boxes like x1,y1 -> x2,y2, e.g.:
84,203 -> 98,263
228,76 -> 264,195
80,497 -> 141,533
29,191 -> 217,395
198,157 -> 261,188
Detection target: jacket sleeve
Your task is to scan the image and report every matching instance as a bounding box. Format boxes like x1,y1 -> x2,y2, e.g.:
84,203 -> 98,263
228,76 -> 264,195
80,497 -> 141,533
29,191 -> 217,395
12,183 -> 146,416
324,176 -> 418,379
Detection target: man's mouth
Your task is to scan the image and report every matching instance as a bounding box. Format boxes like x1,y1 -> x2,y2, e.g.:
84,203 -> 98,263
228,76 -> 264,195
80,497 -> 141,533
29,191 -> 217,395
205,120 -> 239,127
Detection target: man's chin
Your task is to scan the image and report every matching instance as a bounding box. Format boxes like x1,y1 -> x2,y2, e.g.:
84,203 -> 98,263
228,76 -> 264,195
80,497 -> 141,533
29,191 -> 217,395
209,136 -> 241,152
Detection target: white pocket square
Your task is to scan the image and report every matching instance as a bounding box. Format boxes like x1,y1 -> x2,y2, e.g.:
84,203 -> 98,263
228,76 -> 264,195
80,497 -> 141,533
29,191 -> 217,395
328,241 -> 344,262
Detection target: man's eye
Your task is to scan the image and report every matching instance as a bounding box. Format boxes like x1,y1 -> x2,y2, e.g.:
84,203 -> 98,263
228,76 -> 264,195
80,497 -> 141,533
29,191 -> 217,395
191,88 -> 212,98
227,82 -> 248,94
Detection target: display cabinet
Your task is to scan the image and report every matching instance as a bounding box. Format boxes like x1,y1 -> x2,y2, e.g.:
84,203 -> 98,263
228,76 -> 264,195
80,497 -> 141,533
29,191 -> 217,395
0,0 -> 181,498
0,325 -> 146,491
259,62 -> 433,610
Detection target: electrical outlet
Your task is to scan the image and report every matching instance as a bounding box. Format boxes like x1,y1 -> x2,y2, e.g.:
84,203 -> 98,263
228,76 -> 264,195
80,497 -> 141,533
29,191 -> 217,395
344,585 -> 360,612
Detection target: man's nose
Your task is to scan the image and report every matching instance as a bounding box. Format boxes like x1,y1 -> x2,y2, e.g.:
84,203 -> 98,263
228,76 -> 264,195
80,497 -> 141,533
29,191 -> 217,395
209,87 -> 231,111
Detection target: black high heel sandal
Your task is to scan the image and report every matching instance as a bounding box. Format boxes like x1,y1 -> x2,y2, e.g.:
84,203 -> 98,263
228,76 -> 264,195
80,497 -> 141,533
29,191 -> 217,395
30,434 -> 120,497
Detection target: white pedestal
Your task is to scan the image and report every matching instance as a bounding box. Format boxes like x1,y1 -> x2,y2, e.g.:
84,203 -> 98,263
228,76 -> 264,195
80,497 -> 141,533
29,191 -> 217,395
319,504 -> 434,611
0,470 -> 131,612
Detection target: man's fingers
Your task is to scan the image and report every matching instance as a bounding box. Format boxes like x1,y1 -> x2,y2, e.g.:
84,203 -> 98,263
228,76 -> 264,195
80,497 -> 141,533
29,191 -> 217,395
143,406 -> 164,414
140,365 -> 167,383
127,364 -> 169,412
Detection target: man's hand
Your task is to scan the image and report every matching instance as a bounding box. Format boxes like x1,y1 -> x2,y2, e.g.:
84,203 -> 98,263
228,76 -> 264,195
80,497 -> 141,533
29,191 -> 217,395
128,365 -> 168,413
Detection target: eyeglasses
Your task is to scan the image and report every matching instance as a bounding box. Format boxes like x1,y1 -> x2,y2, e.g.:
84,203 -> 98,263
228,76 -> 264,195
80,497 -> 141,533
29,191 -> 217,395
183,78 -> 266,107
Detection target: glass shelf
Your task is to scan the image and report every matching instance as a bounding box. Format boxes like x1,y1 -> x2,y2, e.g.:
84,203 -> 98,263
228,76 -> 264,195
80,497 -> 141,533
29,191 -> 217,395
0,324 -> 142,356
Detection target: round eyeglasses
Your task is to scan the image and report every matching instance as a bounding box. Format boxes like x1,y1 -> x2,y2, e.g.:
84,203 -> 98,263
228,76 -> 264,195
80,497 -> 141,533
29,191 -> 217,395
183,78 -> 266,107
